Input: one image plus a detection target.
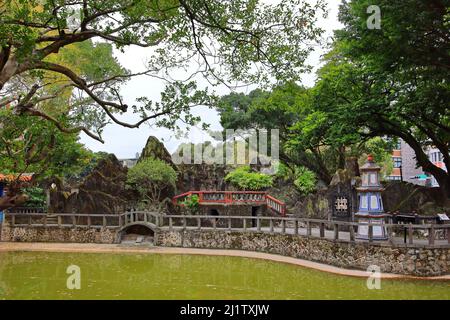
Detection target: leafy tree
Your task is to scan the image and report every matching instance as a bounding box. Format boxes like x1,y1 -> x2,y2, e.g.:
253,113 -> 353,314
360,137 -> 394,180
216,83 -> 333,179
21,186 -> 46,208
0,108 -> 95,179
225,166 -> 273,190
0,32 -> 123,209
180,194 -> 199,214
217,82 -> 389,185
126,157 -> 177,209
293,166 -> 316,195
312,0 -> 450,197
0,0 -> 327,142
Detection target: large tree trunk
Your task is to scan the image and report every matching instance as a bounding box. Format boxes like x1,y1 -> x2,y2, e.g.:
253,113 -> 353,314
401,133 -> 450,201
0,194 -> 29,211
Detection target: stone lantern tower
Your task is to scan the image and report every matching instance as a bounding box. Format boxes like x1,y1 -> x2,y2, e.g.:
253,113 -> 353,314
355,155 -> 388,240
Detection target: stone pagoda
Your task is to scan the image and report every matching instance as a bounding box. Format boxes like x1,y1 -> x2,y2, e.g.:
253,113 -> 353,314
355,155 -> 388,240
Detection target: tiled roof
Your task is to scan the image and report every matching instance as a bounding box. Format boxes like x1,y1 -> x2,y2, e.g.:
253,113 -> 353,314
0,174 -> 33,183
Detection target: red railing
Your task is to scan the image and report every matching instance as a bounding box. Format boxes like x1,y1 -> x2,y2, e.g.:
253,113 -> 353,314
172,191 -> 286,216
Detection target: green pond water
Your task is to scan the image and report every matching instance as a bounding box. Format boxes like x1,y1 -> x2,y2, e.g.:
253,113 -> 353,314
0,251 -> 449,300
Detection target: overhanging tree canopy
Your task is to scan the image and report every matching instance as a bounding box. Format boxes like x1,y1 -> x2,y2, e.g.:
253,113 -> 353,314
330,0 -> 450,198
0,0 -> 328,142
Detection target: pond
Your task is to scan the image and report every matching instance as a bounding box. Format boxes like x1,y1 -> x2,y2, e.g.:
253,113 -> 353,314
0,251 -> 449,300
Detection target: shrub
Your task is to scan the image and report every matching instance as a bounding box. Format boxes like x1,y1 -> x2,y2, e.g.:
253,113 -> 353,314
275,162 -> 292,181
126,158 -> 177,209
181,194 -> 200,214
23,187 -> 46,208
225,166 -> 273,190
293,167 -> 316,195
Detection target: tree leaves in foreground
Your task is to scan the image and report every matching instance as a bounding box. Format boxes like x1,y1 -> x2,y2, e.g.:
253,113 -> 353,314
0,108 -> 95,179
0,0 -> 328,142
126,157 -> 178,210
322,0 -> 450,198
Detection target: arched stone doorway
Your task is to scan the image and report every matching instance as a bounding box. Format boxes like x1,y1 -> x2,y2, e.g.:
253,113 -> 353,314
120,224 -> 155,244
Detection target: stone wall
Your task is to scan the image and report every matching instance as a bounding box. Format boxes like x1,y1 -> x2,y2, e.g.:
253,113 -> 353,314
1,223 -> 117,244
155,229 -> 450,276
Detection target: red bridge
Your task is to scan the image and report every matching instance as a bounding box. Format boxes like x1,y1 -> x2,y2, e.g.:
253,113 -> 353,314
172,191 -> 286,216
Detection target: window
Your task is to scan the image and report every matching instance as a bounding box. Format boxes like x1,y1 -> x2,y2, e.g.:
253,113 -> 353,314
387,176 -> 401,181
362,173 -> 369,185
370,195 -> 378,209
394,141 -> 401,150
393,157 -> 402,168
361,195 -> 368,209
369,173 -> 377,184
430,152 -> 443,163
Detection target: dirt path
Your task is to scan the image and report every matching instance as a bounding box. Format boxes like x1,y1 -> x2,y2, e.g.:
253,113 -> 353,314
0,242 -> 449,280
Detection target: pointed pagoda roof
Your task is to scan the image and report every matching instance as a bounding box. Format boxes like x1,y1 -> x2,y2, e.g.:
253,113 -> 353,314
360,155 -> 381,171
0,173 -> 33,183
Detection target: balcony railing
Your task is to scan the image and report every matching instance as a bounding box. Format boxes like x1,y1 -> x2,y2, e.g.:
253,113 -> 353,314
172,191 -> 286,215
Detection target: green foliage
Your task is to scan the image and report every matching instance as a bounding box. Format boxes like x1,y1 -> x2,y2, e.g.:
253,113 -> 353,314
293,167 -> 316,195
126,158 -> 177,207
327,0 -> 450,193
360,138 -> 394,179
275,162 -> 292,181
217,82 -> 352,184
225,166 -> 273,191
0,109 -> 96,180
215,0 -> 450,196
0,0 -> 327,142
181,194 -> 200,214
22,187 -> 46,208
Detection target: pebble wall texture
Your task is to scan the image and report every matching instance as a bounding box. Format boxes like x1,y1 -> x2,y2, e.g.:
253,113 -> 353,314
155,229 -> 450,277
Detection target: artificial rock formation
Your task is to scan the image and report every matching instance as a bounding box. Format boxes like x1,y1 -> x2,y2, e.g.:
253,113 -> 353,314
49,154 -> 132,214
382,181 -> 450,215
138,136 -> 174,167
177,163 -> 230,192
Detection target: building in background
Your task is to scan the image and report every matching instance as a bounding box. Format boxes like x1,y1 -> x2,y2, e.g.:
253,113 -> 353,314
119,153 -> 140,168
428,147 -> 447,187
386,139 -> 448,187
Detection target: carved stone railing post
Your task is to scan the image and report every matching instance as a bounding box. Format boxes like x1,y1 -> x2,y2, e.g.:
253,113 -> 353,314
349,225 -> 355,242
447,226 -> 450,244
408,225 -> 413,245
428,226 -> 435,245
333,223 -> 339,240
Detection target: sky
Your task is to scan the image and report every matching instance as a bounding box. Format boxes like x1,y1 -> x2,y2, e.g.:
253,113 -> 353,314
79,0 -> 343,159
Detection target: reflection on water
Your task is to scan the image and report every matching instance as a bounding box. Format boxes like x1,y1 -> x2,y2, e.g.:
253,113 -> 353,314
0,251 -> 449,300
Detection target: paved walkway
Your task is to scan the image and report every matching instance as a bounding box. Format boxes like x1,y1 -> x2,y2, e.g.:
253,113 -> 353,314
0,242 -> 449,280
